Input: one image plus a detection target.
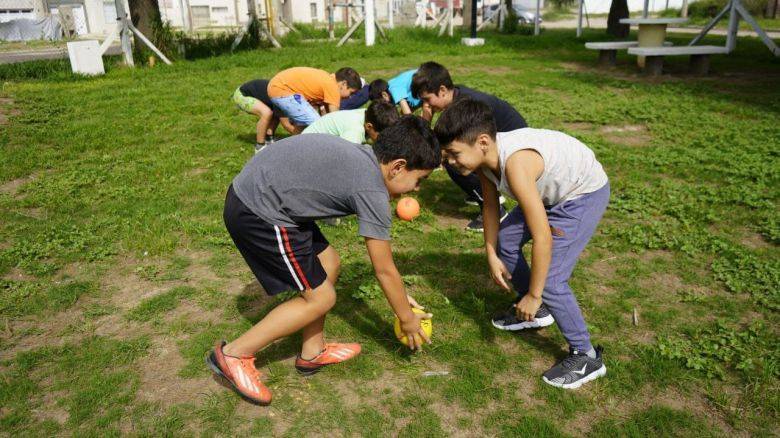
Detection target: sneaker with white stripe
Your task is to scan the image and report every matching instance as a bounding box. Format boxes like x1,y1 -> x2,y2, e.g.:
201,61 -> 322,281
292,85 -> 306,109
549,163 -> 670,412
294,342 -> 362,376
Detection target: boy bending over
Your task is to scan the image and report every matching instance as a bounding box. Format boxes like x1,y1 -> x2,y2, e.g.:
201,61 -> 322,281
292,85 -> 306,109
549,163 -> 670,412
207,116 -> 439,405
435,98 -> 610,389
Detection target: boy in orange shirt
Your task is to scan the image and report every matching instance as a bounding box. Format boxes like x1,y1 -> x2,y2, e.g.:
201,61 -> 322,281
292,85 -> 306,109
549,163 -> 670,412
268,67 -> 362,135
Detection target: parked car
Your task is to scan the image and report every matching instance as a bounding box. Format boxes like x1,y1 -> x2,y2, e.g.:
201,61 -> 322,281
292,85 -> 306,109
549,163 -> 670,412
484,3 -> 542,24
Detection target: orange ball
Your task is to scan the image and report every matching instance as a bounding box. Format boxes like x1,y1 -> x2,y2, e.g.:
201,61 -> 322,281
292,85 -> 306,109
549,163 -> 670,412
396,197 -> 420,221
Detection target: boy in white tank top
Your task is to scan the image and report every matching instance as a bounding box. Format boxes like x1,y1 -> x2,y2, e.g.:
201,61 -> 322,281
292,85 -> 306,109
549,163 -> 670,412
434,98 -> 610,389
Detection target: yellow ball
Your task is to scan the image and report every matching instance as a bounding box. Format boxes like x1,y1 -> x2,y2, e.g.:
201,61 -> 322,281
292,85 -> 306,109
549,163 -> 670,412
394,308 -> 433,345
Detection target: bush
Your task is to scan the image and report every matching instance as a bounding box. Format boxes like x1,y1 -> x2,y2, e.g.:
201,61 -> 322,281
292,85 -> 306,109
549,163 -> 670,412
687,0 -> 766,18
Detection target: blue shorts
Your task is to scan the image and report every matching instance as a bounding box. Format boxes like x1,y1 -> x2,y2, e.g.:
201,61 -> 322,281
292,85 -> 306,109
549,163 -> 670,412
270,94 -> 320,127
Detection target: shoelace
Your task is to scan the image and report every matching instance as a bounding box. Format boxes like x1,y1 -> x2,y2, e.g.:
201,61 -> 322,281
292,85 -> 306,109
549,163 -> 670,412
560,351 -> 585,370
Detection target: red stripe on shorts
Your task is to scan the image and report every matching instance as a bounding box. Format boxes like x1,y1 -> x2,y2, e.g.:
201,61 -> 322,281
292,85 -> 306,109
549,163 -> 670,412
279,227 -> 312,290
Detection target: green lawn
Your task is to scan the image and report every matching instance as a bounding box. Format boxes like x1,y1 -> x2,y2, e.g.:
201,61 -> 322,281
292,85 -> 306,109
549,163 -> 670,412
1,27 -> 778,436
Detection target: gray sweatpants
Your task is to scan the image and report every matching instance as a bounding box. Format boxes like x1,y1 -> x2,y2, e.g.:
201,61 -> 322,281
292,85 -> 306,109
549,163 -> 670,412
497,183 -> 610,352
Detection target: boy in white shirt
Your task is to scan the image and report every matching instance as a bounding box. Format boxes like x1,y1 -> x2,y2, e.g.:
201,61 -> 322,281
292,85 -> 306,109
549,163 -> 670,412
434,98 -> 610,389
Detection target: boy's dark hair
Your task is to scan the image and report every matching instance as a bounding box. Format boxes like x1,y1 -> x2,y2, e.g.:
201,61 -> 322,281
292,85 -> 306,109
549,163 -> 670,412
433,98 -> 497,147
368,79 -> 389,101
373,115 -> 440,170
335,67 -> 362,91
411,61 -> 454,99
365,100 -> 400,133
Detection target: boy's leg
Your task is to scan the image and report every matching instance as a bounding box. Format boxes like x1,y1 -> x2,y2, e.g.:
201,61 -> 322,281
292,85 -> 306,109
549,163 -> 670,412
267,116 -> 280,138
223,280 -> 337,357
496,206 -> 532,294
271,95 -> 320,134
300,245 -> 341,359
492,206 -> 554,330
541,183 -> 611,352
249,101 -> 274,144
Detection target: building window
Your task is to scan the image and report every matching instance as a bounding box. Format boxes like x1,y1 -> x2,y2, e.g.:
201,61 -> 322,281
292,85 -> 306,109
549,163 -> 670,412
310,2 -> 317,22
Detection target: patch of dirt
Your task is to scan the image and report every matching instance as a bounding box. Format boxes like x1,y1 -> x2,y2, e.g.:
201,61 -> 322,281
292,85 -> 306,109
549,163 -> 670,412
135,339 -> 212,405
0,97 -> 20,126
0,307 -> 88,361
0,173 -> 37,198
562,122 -> 596,133
13,207 -> 46,219
2,267 -> 35,282
30,389 -> 69,426
600,124 -> 652,147
739,231 -> 772,250
569,386 -> 740,436
433,214 -> 466,230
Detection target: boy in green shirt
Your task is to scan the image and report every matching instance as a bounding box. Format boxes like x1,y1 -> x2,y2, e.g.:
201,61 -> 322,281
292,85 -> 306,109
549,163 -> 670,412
302,101 -> 400,144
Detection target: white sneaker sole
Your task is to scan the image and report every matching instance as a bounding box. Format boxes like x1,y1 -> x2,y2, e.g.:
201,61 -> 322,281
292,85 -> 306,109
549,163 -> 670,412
465,195 -> 506,206
491,314 -> 555,331
542,364 -> 607,389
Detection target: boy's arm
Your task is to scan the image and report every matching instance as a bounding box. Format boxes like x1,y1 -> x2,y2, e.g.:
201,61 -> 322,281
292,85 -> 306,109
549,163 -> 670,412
480,172 -> 510,291
398,99 -> 413,115
505,151 -> 551,321
326,103 -> 340,113
365,237 -> 432,350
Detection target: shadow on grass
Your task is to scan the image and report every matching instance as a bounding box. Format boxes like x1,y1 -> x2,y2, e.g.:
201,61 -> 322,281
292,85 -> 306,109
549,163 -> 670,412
232,250 -> 569,366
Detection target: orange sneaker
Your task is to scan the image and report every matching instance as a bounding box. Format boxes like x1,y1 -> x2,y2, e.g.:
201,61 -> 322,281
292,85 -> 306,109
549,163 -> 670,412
206,341 -> 272,405
295,343 -> 362,376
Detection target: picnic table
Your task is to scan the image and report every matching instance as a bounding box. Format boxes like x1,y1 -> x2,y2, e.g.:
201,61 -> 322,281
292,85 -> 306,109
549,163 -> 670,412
620,17 -> 689,67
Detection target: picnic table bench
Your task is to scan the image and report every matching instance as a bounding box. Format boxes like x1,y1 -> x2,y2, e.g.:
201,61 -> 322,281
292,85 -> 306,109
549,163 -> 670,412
627,45 -> 730,75
585,41 -> 672,66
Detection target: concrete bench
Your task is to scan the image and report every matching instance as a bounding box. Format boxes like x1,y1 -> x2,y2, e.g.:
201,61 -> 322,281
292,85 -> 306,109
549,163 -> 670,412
585,41 -> 672,66
627,45 -> 730,75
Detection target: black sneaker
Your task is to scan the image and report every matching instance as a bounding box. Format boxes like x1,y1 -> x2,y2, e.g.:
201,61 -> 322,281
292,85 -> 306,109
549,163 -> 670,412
542,346 -> 607,389
254,142 -> 266,154
465,206 -> 509,232
491,303 -> 555,331
265,135 -> 276,144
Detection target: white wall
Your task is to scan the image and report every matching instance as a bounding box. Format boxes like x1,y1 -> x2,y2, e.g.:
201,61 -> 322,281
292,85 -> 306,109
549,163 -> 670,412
0,10 -> 35,22
582,0 -> 686,14
159,0 -> 247,28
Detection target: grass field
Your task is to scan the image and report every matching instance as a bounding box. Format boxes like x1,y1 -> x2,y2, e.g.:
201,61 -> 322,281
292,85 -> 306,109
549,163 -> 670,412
1,27 -> 778,436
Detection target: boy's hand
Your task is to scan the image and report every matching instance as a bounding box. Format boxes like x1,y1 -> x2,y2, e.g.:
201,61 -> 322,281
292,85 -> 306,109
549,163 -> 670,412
400,311 -> 433,351
488,254 -> 511,291
407,294 -> 424,310
516,295 -> 542,322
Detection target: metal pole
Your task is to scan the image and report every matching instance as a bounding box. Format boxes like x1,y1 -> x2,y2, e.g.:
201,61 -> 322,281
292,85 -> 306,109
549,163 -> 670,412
388,0 -> 394,28
643,0 -> 649,17
726,0 -> 739,51
114,0 -> 133,65
365,0 -> 375,45
576,0 -> 583,37
534,0 -> 540,35
470,0 -> 476,37
328,0 -> 335,38
447,0 -> 453,36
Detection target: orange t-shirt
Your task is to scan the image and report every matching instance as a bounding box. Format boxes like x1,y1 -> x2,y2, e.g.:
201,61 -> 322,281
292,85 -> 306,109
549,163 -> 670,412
267,67 -> 341,107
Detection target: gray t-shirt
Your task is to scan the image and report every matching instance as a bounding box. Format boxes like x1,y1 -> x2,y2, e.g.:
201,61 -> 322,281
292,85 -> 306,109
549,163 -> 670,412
232,134 -> 392,240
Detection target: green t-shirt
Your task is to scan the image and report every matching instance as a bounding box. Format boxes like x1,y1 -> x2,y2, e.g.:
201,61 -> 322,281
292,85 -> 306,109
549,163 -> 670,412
302,108 -> 367,144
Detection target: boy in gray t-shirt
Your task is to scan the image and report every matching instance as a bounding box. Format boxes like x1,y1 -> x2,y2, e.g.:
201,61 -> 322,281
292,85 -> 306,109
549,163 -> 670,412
207,116 -> 440,406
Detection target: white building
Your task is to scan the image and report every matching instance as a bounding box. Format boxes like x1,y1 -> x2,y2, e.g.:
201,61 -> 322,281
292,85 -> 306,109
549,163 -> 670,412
1,0 -> 35,22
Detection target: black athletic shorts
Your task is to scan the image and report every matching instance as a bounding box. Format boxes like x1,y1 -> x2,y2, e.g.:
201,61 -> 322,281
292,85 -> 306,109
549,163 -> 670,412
223,184 -> 329,295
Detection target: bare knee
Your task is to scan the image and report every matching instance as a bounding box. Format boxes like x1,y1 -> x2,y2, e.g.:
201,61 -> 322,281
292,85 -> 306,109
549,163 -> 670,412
304,282 -> 337,313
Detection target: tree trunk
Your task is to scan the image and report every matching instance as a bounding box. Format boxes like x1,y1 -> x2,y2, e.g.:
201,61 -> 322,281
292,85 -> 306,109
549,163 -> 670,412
765,0 -> 778,18
462,0 -> 472,29
128,0 -> 162,38
607,0 -> 629,38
